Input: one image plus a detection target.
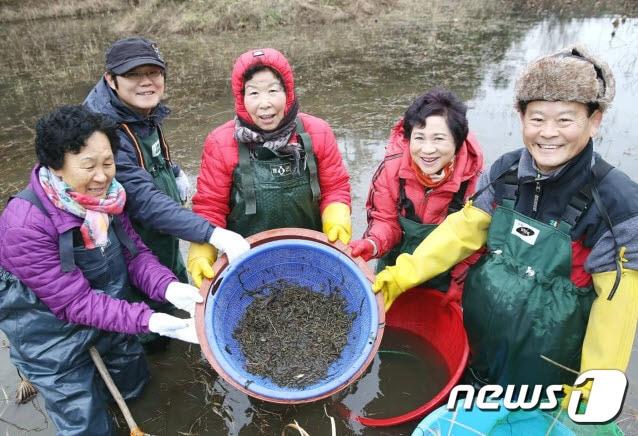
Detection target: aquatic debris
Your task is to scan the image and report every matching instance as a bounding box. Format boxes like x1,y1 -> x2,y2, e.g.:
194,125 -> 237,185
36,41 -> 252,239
282,420 -> 310,436
15,371 -> 37,405
234,279 -> 354,388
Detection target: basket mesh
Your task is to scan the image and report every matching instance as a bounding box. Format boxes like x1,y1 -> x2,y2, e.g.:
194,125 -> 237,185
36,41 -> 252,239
204,239 -> 379,402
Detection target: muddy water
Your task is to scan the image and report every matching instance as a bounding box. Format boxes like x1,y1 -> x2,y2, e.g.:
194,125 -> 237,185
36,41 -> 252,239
1,7 -> 638,436
341,328 -> 450,421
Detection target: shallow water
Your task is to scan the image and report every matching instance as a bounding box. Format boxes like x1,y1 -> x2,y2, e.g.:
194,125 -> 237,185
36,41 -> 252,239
1,5 -> 638,435
341,328 -> 450,421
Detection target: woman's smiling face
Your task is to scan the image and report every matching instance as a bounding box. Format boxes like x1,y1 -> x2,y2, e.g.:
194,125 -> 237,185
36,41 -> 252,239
105,65 -> 165,117
243,69 -> 287,131
409,115 -> 456,175
52,131 -> 115,199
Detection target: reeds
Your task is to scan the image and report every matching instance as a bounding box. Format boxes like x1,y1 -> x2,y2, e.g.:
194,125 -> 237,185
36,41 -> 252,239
0,0 -> 127,23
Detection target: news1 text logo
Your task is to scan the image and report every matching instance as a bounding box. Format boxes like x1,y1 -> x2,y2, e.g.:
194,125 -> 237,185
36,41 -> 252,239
447,369 -> 628,423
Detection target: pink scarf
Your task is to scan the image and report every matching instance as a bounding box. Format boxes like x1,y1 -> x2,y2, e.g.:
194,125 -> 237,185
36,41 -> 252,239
39,167 -> 126,249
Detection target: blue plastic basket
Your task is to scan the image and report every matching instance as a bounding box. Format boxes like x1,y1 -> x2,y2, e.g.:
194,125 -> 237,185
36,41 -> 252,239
204,238 -> 381,403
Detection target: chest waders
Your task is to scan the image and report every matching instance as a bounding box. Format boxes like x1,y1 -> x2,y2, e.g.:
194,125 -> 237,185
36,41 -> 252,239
227,118 -> 322,237
376,178 -> 469,292
121,125 -> 185,347
0,190 -> 148,436
121,124 -> 187,284
462,169 -> 599,388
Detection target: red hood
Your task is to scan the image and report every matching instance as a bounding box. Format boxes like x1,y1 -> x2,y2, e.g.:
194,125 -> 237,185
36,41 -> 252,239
231,48 -> 297,126
385,118 -> 410,155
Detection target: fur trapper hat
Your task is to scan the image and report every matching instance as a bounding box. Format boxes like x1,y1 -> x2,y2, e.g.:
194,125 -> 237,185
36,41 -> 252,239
515,44 -> 615,112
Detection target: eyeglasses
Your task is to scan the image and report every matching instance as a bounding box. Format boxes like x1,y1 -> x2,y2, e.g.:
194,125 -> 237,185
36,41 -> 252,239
120,70 -> 165,82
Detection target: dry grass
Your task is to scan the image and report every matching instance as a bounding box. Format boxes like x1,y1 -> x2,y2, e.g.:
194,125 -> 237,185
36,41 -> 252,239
2,0 -> 635,30
1,0 -> 634,34
0,0 -> 128,22
112,0 -> 399,34
0,0 -> 398,30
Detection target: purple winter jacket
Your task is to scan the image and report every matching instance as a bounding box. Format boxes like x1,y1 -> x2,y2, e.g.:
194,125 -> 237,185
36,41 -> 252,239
0,166 -> 177,334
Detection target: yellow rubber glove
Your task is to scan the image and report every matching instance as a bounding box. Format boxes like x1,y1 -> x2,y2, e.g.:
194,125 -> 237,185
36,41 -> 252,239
187,242 -> 217,288
560,268 -> 638,408
372,202 -> 491,311
580,268 -> 638,373
322,202 -> 352,244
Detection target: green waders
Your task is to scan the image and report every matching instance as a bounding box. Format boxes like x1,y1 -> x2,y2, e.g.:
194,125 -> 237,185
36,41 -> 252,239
227,118 -> 322,237
375,179 -> 469,291
122,125 -> 187,348
462,198 -> 594,388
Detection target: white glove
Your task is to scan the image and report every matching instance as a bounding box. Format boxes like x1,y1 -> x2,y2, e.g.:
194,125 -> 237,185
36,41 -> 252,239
164,282 -> 203,316
175,169 -> 191,203
148,313 -> 199,344
209,227 -> 250,264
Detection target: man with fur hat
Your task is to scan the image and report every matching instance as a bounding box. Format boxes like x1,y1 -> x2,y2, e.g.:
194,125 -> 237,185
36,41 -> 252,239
373,45 -> 638,400
85,37 -> 249,349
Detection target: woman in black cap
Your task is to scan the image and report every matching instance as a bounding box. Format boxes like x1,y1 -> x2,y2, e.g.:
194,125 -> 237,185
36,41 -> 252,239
85,37 -> 250,350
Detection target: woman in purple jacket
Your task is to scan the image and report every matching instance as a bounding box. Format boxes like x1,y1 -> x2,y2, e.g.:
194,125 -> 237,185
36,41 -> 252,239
0,105 -> 202,435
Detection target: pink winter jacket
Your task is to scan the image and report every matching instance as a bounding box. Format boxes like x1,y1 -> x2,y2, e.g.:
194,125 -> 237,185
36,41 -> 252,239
363,120 -> 484,283
192,113 -> 351,228
192,48 -> 350,228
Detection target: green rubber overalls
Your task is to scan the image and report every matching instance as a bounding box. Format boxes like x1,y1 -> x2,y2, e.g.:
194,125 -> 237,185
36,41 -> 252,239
462,167 -> 597,388
121,125 -> 186,347
376,178 -> 469,292
121,125 -> 187,282
227,118 -> 322,237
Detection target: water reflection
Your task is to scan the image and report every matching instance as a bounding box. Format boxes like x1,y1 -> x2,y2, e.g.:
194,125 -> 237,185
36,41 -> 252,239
467,17 -> 638,172
1,10 -> 637,436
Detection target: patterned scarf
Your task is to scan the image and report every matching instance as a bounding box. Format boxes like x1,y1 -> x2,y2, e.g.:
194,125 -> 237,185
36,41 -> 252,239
233,100 -> 304,173
38,166 -> 126,249
410,156 -> 456,189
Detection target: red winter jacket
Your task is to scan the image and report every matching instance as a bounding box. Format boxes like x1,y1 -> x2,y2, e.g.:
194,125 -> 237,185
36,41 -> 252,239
192,48 -> 350,228
363,119 -> 484,283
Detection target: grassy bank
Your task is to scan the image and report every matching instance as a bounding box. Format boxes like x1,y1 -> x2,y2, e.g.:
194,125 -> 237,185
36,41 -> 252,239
0,0 -> 398,30
0,0 -> 635,129
2,0 -> 635,31
0,0 -> 126,22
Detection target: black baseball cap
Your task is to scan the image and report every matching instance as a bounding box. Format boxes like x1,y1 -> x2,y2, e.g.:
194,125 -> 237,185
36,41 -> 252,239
105,37 -> 166,75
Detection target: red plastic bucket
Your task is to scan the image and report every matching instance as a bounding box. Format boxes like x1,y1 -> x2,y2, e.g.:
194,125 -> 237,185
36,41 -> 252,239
346,286 -> 469,427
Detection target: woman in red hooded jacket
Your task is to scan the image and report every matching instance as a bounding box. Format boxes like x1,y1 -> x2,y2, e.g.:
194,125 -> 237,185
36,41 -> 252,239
350,88 -> 483,298
188,48 -> 352,287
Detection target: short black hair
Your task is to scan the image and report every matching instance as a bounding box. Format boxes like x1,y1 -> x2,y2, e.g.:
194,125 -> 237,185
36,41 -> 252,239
517,100 -> 600,117
35,105 -> 120,170
403,89 -> 469,150
242,65 -> 284,94
107,70 -> 119,89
